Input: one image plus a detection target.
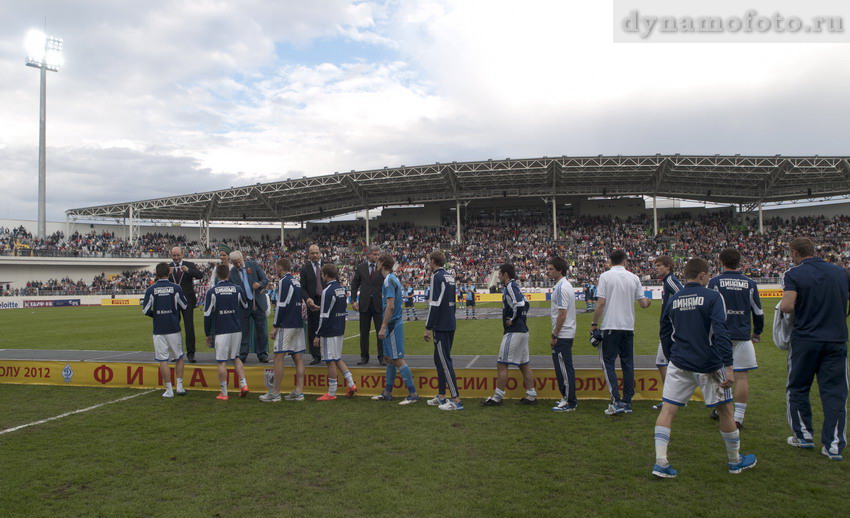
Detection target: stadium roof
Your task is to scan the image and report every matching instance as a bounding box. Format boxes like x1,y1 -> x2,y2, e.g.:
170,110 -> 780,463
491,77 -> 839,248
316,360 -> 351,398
66,154 -> 850,222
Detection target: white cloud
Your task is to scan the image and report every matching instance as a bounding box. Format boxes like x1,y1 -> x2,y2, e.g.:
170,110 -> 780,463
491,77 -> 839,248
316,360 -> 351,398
0,1 -> 848,222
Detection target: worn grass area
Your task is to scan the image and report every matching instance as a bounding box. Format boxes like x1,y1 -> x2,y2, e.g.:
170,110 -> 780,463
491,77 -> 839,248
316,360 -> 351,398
1,298 -> 848,516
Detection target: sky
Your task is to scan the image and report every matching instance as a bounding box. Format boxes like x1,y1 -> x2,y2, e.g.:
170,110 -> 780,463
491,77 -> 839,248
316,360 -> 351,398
1,0 -> 849,222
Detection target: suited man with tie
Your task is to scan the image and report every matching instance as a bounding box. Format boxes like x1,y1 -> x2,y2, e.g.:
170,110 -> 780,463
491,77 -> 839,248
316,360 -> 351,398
229,250 -> 270,363
169,246 -> 204,362
300,244 -> 325,365
350,245 -> 385,365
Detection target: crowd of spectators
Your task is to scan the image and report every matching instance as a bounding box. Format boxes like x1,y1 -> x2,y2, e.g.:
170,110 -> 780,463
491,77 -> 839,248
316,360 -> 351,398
2,211 -> 848,296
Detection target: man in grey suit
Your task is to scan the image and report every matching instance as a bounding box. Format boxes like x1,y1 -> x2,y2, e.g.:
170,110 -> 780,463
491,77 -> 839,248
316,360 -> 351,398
229,250 -> 270,363
350,245 -> 385,365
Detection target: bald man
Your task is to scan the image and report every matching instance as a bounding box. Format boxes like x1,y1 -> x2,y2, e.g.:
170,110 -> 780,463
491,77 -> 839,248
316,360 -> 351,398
300,244 -> 326,364
169,247 -> 204,362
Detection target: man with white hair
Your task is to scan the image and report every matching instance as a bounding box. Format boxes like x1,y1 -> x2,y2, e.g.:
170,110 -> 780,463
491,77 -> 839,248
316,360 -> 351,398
229,250 -> 270,363
169,246 -> 203,362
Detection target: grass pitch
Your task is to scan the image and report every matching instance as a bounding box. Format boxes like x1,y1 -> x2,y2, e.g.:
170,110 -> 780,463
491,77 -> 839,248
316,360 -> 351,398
1,300 -> 847,517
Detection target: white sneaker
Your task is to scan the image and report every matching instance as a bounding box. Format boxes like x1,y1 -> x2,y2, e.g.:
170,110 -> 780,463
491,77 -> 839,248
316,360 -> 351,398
399,395 -> 419,405
259,392 -> 281,402
438,400 -> 465,411
284,392 -> 305,401
162,391 -> 174,398
175,389 -> 186,396
427,396 -> 447,406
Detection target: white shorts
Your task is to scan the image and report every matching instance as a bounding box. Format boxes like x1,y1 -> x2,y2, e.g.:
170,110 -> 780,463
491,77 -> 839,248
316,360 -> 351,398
662,362 -> 733,408
497,332 -> 530,366
732,340 -> 758,371
321,336 -> 344,362
655,342 -> 668,367
214,332 -> 242,362
274,328 -> 306,355
153,332 -> 183,362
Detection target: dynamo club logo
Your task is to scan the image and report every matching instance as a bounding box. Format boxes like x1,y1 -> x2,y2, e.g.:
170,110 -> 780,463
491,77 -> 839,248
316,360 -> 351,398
62,363 -> 74,383
263,368 -> 274,390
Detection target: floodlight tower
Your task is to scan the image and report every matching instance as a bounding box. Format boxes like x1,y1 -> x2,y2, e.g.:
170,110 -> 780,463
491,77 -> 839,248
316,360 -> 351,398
25,29 -> 63,239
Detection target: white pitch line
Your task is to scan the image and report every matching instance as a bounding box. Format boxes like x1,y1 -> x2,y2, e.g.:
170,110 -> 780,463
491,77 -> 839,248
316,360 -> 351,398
465,355 -> 480,368
88,352 -> 139,361
0,389 -> 156,436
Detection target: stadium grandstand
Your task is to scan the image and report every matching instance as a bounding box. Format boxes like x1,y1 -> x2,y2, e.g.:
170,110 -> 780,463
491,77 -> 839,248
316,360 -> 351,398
2,154 -> 849,297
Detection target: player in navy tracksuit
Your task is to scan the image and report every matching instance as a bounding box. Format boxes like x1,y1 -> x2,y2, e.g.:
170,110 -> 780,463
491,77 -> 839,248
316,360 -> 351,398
653,258 -> 757,478
483,264 -> 536,405
424,251 -> 463,411
779,238 -> 848,460
314,263 -> 357,400
652,256 -> 683,410
143,262 -> 189,398
707,248 -> 764,427
204,264 -> 249,400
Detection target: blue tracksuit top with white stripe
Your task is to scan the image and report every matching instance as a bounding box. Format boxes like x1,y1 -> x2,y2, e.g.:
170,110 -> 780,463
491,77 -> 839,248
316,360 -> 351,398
274,274 -> 304,329
316,280 -> 347,338
708,270 -> 765,340
781,257 -> 849,343
660,273 -> 683,322
143,279 -> 188,335
660,282 -> 732,373
425,268 -> 456,332
502,279 -> 528,333
203,280 -> 248,336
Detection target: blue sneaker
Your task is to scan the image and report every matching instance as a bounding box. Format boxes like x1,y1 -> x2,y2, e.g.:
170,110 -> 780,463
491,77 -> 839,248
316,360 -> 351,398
604,402 -> 625,415
651,401 -> 664,410
728,453 -> 757,474
552,398 -> 577,412
787,436 -> 815,449
651,463 -> 678,478
370,392 -> 393,401
621,402 -> 633,414
399,395 -> 419,406
821,446 -> 843,461
438,400 -> 464,411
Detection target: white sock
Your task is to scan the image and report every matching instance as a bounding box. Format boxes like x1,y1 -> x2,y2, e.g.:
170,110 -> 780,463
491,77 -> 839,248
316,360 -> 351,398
328,378 -> 338,396
493,388 -> 505,401
239,377 -> 247,388
220,381 -> 228,395
734,402 -> 747,424
526,387 -> 537,399
164,382 -> 173,392
654,426 -> 671,466
721,430 -> 741,464
343,371 -> 354,388
176,378 -> 184,391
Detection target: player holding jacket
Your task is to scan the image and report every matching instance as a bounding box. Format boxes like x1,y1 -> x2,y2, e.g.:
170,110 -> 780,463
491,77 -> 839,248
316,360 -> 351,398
652,258 -> 757,478
707,248 -> 764,427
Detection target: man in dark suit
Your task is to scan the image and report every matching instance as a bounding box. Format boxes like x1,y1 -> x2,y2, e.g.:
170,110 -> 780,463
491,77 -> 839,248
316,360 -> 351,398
169,246 -> 204,362
350,245 -> 384,365
300,244 -> 325,365
229,250 -> 270,363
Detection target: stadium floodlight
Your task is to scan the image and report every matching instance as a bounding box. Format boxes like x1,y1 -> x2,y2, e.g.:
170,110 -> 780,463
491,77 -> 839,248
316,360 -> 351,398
25,28 -> 63,239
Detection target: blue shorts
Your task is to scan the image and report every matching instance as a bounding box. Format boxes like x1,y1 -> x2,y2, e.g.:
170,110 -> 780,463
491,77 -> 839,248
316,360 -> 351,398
383,323 -> 405,359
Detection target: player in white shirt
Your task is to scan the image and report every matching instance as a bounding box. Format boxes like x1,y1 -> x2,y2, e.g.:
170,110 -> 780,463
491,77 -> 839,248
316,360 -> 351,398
592,249 -> 651,416
547,257 -> 578,412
